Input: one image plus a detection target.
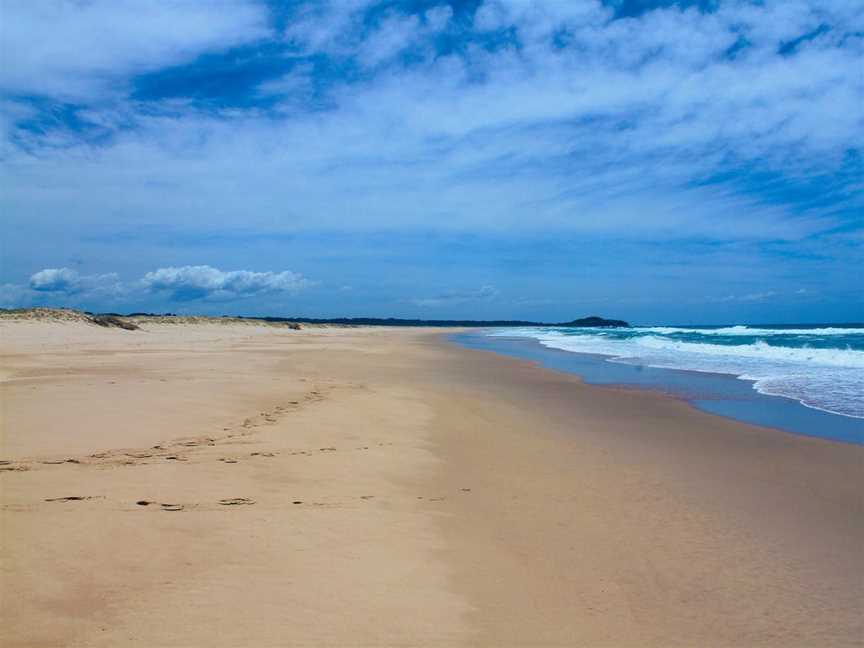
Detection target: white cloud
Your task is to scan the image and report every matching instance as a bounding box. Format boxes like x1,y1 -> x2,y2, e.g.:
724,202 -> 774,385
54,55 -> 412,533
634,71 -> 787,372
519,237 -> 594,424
4,0 -> 859,245
284,0 -> 375,56
29,268 -> 82,293
0,268 -> 127,308
353,5 -> 452,69
29,267 -> 121,295
1,0 -> 270,100
357,13 -> 423,68
141,265 -> 312,301
257,64 -> 315,98
740,291 -> 779,302
2,265 -> 314,309
474,0 -> 610,38
284,3 -> 451,71
424,6 -> 453,32
709,290 -> 780,303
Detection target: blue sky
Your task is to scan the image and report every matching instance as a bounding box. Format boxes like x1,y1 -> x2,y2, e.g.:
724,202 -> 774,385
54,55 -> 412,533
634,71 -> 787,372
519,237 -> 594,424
1,0 -> 862,324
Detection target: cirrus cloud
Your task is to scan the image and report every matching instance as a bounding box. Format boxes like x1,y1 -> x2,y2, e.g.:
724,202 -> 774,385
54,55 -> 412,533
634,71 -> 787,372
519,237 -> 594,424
1,0 -> 270,101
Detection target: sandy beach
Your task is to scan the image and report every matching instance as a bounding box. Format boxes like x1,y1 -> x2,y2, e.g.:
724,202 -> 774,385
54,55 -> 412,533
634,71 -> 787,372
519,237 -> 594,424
1,318 -> 862,647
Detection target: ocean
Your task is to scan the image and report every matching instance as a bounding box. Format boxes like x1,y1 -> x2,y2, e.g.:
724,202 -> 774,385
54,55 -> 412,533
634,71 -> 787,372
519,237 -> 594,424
453,323 -> 864,444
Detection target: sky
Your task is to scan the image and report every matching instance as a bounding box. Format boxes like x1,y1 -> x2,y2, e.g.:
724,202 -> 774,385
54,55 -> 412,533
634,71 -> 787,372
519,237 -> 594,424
1,0 -> 862,324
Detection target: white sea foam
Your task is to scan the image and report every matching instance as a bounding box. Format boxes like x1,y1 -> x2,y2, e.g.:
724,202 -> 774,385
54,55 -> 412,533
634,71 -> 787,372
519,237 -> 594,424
633,336 -> 864,368
636,325 -> 864,336
489,327 -> 864,419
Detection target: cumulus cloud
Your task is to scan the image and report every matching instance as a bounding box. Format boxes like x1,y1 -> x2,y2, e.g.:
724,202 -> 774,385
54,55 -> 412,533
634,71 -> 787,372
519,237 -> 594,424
141,265 -> 312,301
29,267 -> 121,295
0,265 -> 313,309
0,268 -> 127,309
29,268 -> 82,293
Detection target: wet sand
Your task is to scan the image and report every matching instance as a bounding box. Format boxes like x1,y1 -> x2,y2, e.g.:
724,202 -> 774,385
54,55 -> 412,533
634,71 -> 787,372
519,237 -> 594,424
1,321 -> 862,646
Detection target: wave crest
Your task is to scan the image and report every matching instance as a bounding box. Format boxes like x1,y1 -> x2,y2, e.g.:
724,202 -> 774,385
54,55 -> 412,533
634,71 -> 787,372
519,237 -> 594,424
637,326 -> 864,336
491,327 -> 864,419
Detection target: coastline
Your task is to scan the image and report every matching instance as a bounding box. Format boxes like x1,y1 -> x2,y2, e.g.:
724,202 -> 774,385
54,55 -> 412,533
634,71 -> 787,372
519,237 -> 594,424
2,321 -> 862,646
452,331 -> 864,444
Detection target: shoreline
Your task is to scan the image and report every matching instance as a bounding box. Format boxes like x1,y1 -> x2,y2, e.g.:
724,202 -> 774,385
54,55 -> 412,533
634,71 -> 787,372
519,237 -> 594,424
2,322 -> 862,646
452,331 -> 864,444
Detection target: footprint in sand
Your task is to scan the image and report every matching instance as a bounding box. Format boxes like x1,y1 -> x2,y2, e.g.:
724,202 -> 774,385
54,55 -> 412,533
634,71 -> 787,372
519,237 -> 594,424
45,496 -> 102,502
1,464 -> 29,472
137,501 -> 184,511
176,438 -> 215,448
220,458 -> 238,464
219,498 -> 255,506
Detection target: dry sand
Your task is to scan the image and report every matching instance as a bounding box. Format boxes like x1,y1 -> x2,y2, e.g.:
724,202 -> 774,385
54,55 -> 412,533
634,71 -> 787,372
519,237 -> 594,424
1,319 -> 862,647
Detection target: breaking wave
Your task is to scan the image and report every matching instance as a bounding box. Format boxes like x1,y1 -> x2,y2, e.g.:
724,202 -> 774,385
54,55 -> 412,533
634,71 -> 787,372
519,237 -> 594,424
489,325 -> 864,419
